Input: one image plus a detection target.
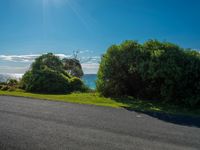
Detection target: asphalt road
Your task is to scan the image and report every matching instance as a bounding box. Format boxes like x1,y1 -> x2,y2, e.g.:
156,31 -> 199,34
0,96 -> 200,150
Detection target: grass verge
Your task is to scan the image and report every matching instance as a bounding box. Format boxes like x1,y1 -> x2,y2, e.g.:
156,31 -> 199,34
0,90 -> 199,117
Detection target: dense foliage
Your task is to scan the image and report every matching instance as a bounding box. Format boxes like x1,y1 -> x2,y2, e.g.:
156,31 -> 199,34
20,53 -> 85,94
97,40 -> 200,107
63,58 -> 84,78
0,79 -> 19,91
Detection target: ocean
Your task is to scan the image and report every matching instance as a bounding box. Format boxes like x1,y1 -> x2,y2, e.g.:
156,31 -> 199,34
0,73 -> 97,89
82,74 -> 97,89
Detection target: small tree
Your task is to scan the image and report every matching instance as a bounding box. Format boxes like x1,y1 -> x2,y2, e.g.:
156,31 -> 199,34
21,53 -> 84,93
63,58 -> 84,78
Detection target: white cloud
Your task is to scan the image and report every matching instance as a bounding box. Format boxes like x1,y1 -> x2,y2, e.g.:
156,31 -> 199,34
82,63 -> 99,74
0,54 -> 39,62
0,54 -> 71,63
55,54 -> 72,59
80,56 -> 101,64
79,50 -> 93,54
0,53 -> 100,74
0,66 -> 29,74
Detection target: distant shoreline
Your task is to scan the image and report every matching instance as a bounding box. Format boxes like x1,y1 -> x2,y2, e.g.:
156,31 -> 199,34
0,73 -> 97,89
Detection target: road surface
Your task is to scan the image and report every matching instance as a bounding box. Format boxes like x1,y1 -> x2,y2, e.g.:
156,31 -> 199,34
0,96 -> 200,150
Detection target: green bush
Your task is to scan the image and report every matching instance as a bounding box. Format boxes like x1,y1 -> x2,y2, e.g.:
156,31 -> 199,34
31,53 -> 65,73
8,86 -> 16,91
1,85 -> 10,91
63,58 -> 84,78
69,77 -> 91,92
176,51 -> 200,107
97,41 -> 144,97
7,79 -> 18,86
70,77 -> 84,91
0,82 -> 6,85
20,53 -> 85,94
140,40 -> 186,101
0,79 -> 18,91
97,40 -> 200,107
21,69 -> 71,94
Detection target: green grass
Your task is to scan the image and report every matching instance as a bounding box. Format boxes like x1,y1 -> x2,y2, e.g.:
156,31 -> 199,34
0,90 -> 199,117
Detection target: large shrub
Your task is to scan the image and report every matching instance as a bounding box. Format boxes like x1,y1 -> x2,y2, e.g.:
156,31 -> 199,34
31,53 -> 65,73
177,51 -> 200,106
97,40 -> 200,107
21,69 -> 71,93
20,53 -> 84,94
97,41 -> 145,97
140,40 -> 186,101
70,77 -> 85,91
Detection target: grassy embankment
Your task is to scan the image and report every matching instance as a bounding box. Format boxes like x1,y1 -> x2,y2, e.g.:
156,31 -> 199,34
0,90 -> 199,117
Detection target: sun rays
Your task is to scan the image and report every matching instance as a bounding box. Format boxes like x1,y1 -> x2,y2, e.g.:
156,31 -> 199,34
42,0 -> 93,32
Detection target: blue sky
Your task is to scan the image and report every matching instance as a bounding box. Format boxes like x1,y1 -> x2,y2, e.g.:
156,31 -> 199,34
0,0 -> 200,74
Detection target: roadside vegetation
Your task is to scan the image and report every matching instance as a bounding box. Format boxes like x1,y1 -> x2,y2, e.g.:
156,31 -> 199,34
0,40 -> 200,116
97,40 -> 200,108
0,90 -> 200,117
20,53 -> 89,93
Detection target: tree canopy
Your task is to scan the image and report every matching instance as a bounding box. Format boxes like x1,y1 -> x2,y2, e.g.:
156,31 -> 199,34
20,53 -> 85,94
97,40 -> 200,107
63,58 -> 84,78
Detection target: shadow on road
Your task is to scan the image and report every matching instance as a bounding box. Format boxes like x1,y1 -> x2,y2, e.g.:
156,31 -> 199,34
123,106 -> 200,128
112,97 -> 200,128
